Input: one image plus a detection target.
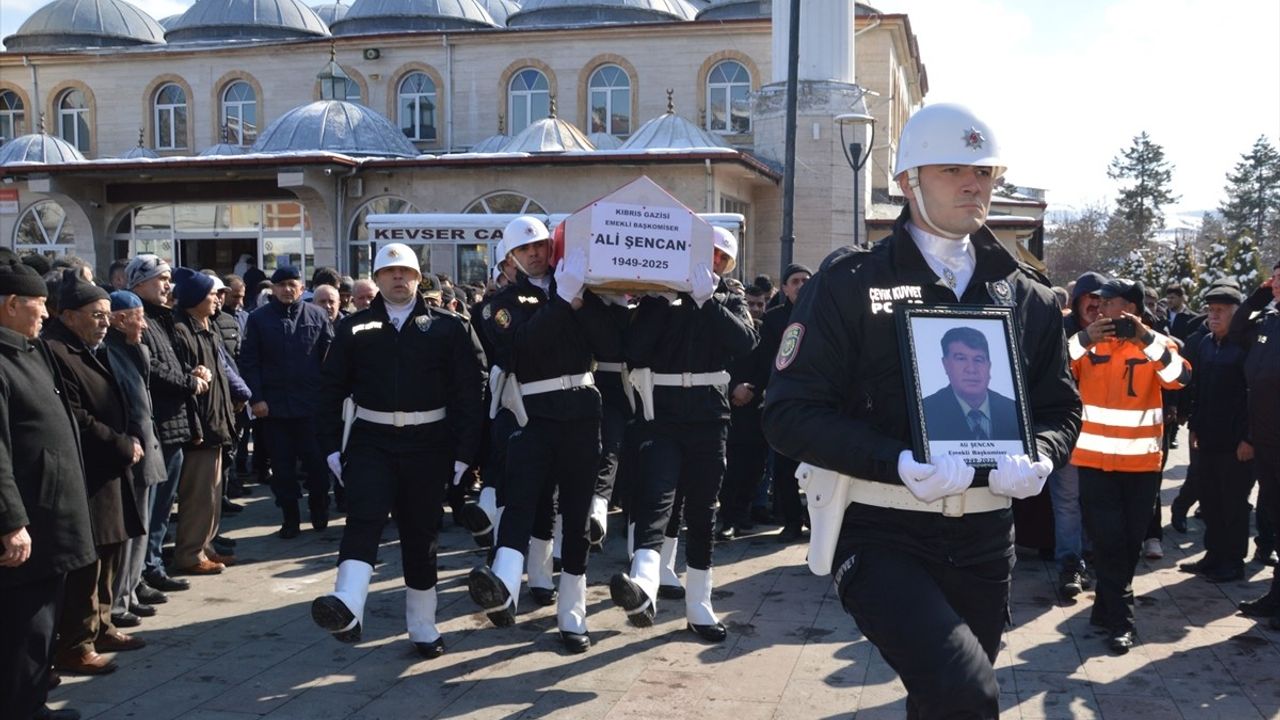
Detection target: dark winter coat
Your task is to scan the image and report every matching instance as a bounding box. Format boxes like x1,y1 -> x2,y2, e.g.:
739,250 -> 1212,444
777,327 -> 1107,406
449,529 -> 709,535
0,326 -> 96,589
140,299 -> 199,448
172,310 -> 236,448
104,326 -> 167,543
240,297 -> 333,418
42,318 -> 145,547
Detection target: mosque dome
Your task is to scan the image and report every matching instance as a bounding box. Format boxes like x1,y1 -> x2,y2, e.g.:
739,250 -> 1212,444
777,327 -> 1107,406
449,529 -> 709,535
165,0 -> 330,43
469,133 -> 510,152
619,99 -> 730,150
586,131 -> 622,150
506,0 -> 696,28
198,143 -> 248,156
311,2 -> 351,25
157,15 -> 181,30
250,100 -> 419,157
329,0 -> 498,35
3,0 -> 165,52
0,133 -> 86,165
503,112 -> 594,153
478,0 -> 520,25
697,0 -> 879,21
119,145 -> 159,159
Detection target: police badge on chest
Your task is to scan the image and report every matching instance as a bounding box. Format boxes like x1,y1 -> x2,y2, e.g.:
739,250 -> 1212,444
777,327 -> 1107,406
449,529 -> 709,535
415,315 -> 432,332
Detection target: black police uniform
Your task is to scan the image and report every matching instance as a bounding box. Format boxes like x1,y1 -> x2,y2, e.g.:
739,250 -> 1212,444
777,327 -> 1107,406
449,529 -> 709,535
625,283 -> 757,573
592,302 -> 634,538
482,275 -> 620,579
763,208 -> 1080,720
758,299 -> 805,535
317,295 -> 484,592
720,313 -> 767,535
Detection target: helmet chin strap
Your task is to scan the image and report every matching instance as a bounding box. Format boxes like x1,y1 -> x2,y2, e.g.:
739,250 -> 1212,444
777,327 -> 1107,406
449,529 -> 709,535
907,168 -> 966,241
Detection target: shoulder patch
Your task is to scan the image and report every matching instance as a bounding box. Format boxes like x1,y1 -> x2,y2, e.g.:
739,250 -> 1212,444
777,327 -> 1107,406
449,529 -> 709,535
494,308 -> 511,329
482,304 -> 492,321
775,322 -> 805,371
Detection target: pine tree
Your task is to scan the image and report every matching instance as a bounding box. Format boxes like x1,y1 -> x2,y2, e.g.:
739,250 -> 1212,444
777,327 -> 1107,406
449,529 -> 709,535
1108,132 -> 1180,242
1219,135 -> 1280,260
1198,240 -> 1231,295
1114,247 -> 1149,282
1228,235 -> 1263,289
1146,242 -> 1175,290
1167,238 -> 1199,295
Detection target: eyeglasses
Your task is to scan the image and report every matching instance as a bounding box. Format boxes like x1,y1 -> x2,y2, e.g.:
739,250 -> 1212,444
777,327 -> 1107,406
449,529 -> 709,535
73,309 -> 111,322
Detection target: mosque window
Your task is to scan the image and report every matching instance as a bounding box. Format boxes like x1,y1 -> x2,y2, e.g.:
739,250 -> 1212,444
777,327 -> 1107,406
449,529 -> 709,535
397,72 -> 437,142
154,83 -> 188,150
507,69 -> 550,135
0,90 -> 25,141
221,81 -> 257,146
706,61 -> 751,134
57,89 -> 90,152
463,191 -> 546,215
13,200 -> 74,258
588,65 -> 631,137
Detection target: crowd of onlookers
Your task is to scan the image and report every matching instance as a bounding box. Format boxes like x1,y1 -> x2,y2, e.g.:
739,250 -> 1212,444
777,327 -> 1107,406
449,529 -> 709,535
2,245 -> 1278,717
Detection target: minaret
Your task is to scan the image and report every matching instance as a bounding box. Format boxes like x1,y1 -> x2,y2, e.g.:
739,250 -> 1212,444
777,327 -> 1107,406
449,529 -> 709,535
755,0 -> 872,273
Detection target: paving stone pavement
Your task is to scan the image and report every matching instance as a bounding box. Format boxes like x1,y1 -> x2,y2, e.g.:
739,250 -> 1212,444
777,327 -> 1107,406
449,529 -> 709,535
48,433 -> 1280,719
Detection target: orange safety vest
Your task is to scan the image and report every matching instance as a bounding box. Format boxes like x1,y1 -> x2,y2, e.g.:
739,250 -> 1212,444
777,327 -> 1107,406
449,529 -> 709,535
1067,331 -> 1191,473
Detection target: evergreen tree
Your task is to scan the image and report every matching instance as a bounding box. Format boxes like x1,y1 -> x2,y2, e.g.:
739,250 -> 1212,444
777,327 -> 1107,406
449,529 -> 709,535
1219,135 -> 1280,259
1167,238 -> 1199,295
1114,247 -> 1149,282
1198,240 -> 1231,294
1228,235 -> 1264,289
1196,211 -> 1228,251
1146,242 -> 1175,290
1108,132 -> 1180,242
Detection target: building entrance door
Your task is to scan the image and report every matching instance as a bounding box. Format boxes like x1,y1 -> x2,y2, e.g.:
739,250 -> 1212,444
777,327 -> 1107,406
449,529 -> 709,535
179,237 -> 258,276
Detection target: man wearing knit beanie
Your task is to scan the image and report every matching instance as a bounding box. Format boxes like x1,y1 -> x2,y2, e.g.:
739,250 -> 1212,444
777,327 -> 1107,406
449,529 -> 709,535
0,257 -> 95,720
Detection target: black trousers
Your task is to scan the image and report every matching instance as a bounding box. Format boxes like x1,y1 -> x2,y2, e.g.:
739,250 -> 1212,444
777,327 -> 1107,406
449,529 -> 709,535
1079,468 -> 1161,633
772,452 -> 803,529
632,420 -> 726,570
0,572 -> 65,720
594,399 -> 627,500
496,417 -> 600,576
720,437 -> 766,527
1199,450 -> 1255,570
338,428 -> 450,590
837,545 -> 1010,720
1257,444 -> 1280,595
1174,447 -> 1201,511
485,410 -> 517,508
263,417 -> 330,507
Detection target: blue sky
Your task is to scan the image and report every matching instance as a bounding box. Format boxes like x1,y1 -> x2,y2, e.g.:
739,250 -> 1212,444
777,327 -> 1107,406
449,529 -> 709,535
3,0 -> 1278,215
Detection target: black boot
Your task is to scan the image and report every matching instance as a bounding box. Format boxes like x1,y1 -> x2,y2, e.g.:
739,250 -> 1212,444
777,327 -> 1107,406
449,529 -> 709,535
280,502 -> 301,539
309,494 -> 330,531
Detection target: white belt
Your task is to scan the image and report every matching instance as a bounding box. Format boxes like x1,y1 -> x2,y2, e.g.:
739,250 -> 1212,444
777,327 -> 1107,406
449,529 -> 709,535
595,362 -> 625,373
520,372 -> 595,396
651,370 -> 731,388
355,407 -> 446,427
847,476 -> 1010,517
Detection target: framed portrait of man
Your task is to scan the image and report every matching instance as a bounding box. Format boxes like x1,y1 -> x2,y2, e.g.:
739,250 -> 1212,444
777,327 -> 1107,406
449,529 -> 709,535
895,305 -> 1036,469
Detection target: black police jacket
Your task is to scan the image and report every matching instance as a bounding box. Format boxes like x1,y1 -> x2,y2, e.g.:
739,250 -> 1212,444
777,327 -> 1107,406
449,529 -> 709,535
763,207 -> 1081,486
625,281 -> 758,423
481,274 -> 619,422
595,301 -> 634,417
1235,293 -> 1280,448
319,295 -> 486,463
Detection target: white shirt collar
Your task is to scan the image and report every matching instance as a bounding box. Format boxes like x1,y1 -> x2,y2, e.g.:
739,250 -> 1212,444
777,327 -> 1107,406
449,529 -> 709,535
907,221 -> 976,298
528,274 -> 551,292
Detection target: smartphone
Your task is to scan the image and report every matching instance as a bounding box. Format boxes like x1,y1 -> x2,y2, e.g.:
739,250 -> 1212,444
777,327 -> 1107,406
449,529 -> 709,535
1112,317 -> 1136,338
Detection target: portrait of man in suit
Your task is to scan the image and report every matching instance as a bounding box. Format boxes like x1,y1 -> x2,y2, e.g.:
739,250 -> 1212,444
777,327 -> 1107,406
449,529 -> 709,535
921,326 -> 1020,441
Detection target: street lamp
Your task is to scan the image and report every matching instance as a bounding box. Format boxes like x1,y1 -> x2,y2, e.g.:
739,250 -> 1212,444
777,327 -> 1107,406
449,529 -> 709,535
835,102 -> 876,248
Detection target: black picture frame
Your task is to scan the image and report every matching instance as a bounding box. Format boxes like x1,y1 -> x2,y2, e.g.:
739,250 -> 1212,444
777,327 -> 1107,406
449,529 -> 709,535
894,304 -> 1037,469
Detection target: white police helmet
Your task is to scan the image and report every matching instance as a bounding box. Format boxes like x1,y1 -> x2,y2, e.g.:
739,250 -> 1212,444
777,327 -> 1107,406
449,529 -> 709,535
373,243 -> 421,277
894,103 -> 1005,180
501,216 -> 550,256
712,226 -> 739,274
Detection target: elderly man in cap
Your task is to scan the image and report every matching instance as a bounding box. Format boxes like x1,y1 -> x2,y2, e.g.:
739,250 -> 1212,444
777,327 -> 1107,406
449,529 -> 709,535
0,259 -> 94,720
351,279 -> 378,312
103,290 -> 167,627
1071,277 -> 1190,653
240,265 -> 335,538
311,243 -> 483,658
126,255 -> 205,596
1181,284 -> 1253,583
43,271 -> 147,675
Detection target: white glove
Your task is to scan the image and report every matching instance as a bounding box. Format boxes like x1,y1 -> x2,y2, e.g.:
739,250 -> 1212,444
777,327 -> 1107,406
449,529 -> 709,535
555,249 -> 587,304
691,263 -> 717,307
897,450 -> 975,503
326,452 -> 343,482
988,454 -> 1053,499
453,461 -> 469,486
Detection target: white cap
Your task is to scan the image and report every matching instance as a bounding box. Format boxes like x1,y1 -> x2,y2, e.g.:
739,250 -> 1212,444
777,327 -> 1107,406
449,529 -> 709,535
712,226 -> 738,274
373,243 -> 421,276
894,103 -> 1005,179
501,216 -> 550,255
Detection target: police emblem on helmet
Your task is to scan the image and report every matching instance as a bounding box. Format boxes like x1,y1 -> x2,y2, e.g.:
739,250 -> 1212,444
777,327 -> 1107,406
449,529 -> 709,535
388,249 -> 400,258
962,127 -> 985,150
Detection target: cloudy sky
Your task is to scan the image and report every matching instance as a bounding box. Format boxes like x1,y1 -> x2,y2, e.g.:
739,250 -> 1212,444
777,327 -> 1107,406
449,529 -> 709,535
3,0 -> 1277,214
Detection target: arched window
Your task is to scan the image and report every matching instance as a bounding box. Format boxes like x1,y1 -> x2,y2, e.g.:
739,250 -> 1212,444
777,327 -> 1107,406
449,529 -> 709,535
57,89 -> 90,152
221,81 -> 257,146
588,65 -> 631,137
706,60 -> 751,134
348,196 -> 418,277
0,90 -> 25,141
397,72 -> 437,142
14,200 -> 75,258
464,191 -> 546,215
507,69 -> 549,135
154,83 -> 188,150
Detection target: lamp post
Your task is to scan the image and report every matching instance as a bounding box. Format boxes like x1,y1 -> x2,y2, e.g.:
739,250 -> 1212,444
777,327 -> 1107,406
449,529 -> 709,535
777,0 -> 801,274
835,108 -> 875,248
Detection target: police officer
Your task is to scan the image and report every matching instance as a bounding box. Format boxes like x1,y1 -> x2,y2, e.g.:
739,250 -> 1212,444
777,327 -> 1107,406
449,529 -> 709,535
588,297 -> 633,549
763,104 -> 1081,718
310,243 -> 484,659
467,216 -> 620,654
610,226 -> 758,642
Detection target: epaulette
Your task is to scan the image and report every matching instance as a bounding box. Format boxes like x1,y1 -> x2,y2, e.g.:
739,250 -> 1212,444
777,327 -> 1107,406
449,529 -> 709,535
1013,261 -> 1053,289
819,242 -> 878,274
